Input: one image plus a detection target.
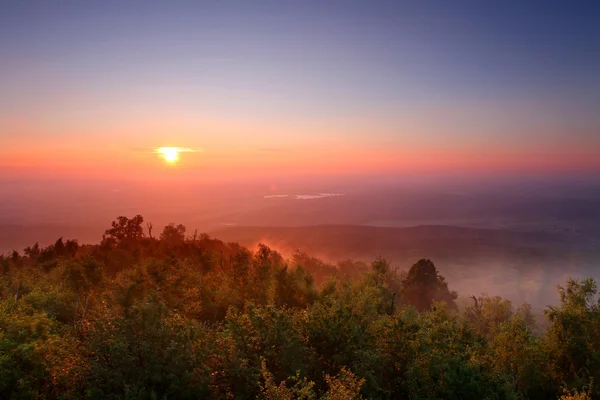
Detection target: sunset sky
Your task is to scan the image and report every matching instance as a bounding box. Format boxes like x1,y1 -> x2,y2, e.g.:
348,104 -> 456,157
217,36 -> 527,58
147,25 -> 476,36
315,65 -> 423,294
2,1 -> 600,181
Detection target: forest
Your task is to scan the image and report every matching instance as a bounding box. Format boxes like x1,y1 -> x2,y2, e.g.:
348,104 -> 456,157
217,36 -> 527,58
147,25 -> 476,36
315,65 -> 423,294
1,215 -> 599,400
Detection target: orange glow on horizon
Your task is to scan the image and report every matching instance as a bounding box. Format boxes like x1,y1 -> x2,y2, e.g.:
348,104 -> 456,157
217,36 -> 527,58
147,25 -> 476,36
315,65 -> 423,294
1,136 -> 599,183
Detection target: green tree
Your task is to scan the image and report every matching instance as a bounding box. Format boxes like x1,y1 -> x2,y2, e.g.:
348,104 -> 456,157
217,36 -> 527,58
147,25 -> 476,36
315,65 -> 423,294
487,317 -> 551,399
274,265 -> 318,308
464,294 -> 513,337
0,302 -> 83,399
85,295 -> 210,400
545,278 -> 600,395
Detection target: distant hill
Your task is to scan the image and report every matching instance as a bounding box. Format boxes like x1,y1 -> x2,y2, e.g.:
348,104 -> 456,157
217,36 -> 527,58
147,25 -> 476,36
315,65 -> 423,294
211,224 -> 586,262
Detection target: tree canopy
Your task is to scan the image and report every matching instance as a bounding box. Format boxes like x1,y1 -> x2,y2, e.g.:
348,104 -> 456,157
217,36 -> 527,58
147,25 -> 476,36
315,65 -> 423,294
0,215 -> 597,399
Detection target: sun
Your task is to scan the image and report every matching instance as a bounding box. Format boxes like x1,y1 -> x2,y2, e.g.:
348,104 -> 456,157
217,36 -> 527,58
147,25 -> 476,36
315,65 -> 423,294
153,147 -> 197,165
157,147 -> 180,164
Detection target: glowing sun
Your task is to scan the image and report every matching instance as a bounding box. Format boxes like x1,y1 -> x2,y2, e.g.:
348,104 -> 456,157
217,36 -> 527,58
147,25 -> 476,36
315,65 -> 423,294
157,147 -> 180,164
154,147 -> 197,165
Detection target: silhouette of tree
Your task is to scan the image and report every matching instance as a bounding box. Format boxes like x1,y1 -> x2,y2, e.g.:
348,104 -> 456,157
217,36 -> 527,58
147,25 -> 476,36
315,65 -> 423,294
159,223 -> 186,243
103,215 -> 145,247
146,222 -> 154,239
64,239 -> 79,257
401,259 -> 457,311
23,242 -> 40,259
54,237 -> 65,255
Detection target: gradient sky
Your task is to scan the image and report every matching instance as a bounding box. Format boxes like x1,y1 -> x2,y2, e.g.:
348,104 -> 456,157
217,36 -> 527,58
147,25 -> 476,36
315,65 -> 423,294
2,0 -> 600,181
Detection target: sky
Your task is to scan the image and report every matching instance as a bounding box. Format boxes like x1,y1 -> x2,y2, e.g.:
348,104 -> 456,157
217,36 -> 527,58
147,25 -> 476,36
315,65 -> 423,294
1,0 -> 600,182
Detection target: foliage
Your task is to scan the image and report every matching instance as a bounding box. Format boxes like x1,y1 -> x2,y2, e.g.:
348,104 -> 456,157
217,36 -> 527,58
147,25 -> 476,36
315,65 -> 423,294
559,381 -> 593,400
0,215 -> 598,399
545,279 -> 600,396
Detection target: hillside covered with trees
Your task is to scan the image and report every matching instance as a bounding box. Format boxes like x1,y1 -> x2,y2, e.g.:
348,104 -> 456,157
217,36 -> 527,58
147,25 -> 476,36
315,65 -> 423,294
1,215 -> 599,399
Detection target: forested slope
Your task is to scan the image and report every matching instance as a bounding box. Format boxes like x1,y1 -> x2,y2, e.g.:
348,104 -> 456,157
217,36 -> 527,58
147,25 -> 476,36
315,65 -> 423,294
1,215 -> 599,399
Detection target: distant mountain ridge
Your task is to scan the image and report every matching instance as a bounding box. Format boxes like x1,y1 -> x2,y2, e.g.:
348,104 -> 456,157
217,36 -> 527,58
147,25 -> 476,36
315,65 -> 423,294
211,224 -> 582,258
212,224 -> 600,307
